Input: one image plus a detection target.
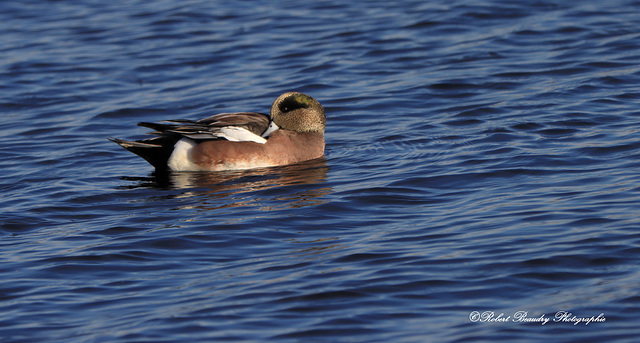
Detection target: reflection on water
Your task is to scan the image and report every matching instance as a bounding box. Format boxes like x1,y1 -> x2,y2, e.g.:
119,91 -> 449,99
287,237 -> 345,259
119,157 -> 332,211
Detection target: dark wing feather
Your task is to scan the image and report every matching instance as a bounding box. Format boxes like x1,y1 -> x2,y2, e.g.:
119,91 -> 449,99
138,112 -> 269,139
195,112 -> 270,136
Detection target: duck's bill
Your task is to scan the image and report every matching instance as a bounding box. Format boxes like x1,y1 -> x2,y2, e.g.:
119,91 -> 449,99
261,121 -> 280,138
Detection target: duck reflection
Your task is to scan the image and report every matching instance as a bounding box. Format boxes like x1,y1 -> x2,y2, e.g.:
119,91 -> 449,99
119,157 -> 331,210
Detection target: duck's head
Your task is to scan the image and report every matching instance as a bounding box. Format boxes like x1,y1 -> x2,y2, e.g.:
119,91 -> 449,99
270,92 -> 326,134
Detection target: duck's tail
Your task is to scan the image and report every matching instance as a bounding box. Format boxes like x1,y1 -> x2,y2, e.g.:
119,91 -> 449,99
108,136 -> 177,170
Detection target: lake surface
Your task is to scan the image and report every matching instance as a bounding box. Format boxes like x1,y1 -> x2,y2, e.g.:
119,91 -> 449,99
2,0 -> 640,342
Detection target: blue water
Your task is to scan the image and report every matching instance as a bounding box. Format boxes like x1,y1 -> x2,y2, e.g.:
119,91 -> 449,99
2,0 -> 640,342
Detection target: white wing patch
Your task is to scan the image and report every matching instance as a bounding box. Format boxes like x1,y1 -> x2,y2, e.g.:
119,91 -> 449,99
218,126 -> 267,144
179,126 -> 268,144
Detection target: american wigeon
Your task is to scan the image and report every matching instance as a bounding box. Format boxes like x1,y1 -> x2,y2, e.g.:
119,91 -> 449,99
110,92 -> 326,171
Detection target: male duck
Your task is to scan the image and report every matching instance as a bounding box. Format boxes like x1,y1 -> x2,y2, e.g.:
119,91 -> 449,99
110,92 -> 326,171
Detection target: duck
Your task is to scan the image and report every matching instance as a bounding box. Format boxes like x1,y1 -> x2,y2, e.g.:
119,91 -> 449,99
110,92 -> 326,172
